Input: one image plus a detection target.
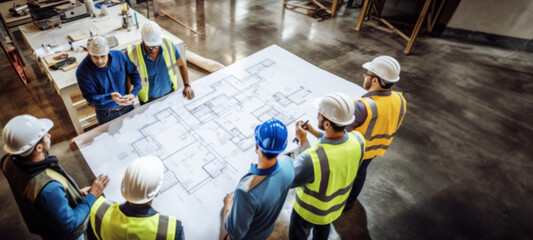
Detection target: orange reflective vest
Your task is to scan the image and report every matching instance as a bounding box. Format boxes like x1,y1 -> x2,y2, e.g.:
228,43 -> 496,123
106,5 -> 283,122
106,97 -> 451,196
354,91 -> 406,160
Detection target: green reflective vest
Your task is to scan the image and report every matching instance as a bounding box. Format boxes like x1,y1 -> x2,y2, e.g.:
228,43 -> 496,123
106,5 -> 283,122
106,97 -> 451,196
1,155 -> 87,239
90,196 -> 177,240
127,38 -> 179,103
293,132 -> 365,225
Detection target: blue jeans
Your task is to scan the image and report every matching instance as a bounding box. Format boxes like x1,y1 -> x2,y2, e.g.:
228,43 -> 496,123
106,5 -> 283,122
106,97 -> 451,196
347,158 -> 373,204
289,209 -> 330,240
95,104 -> 134,125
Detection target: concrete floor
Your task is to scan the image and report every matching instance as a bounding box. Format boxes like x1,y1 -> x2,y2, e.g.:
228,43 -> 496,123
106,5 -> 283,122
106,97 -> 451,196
1,0 -> 533,239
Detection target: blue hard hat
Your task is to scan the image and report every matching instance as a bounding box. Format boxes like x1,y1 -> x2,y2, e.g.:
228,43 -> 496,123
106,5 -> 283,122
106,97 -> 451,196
254,118 -> 288,154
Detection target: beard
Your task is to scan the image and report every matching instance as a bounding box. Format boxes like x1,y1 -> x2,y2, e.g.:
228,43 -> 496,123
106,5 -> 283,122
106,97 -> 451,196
318,119 -> 325,131
363,79 -> 371,90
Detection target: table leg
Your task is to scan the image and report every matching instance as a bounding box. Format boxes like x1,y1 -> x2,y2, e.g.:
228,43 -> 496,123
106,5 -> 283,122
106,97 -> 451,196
403,0 -> 432,55
60,86 -> 84,135
152,0 -> 159,17
355,0 -> 370,31
331,0 -> 338,17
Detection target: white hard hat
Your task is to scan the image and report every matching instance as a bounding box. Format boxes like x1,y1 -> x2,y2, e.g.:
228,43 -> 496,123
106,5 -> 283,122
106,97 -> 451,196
2,115 -> 53,157
141,21 -> 162,47
313,92 -> 355,126
87,36 -> 109,56
121,156 -> 164,204
362,56 -> 401,83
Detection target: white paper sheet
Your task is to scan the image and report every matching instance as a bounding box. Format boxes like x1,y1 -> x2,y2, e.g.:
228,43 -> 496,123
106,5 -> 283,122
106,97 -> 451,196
75,45 -> 367,239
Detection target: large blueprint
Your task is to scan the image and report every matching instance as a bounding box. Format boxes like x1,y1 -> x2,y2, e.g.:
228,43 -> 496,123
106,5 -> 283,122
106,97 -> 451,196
75,45 -> 366,239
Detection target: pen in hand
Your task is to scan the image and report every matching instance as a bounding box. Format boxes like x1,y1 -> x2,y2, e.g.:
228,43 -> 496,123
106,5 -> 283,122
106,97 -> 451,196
292,120 -> 309,144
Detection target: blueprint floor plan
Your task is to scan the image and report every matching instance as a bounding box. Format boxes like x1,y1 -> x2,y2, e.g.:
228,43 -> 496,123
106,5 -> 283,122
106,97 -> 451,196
75,45 -> 366,239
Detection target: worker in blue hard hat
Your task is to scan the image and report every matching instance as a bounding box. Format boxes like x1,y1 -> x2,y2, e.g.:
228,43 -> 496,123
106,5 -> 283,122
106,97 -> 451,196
222,118 -> 295,240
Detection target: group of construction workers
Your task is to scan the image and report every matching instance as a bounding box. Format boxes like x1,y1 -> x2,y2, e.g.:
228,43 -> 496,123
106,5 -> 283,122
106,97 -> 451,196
75,21 -> 194,125
1,20 -> 406,240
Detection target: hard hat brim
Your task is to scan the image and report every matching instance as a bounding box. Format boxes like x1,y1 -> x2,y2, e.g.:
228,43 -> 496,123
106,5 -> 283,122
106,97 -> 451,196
312,97 -> 355,126
143,39 -> 161,47
362,62 -> 400,83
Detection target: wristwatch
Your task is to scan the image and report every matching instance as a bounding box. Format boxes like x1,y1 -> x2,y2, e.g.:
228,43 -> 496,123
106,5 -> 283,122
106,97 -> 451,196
184,83 -> 190,88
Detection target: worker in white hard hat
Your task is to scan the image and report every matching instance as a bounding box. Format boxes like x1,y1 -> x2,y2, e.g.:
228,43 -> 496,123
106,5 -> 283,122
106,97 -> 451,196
1,114 -> 110,240
289,92 -> 366,240
344,55 -> 407,210
76,36 -> 142,125
127,21 -> 194,105
89,156 -> 184,240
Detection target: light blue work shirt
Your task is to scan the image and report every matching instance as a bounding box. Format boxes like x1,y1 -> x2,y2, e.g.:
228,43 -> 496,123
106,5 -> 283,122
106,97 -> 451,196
141,44 -> 181,98
226,156 -> 295,240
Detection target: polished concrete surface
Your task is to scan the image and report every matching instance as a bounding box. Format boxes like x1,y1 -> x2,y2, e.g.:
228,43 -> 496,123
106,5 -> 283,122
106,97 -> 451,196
1,0 -> 533,239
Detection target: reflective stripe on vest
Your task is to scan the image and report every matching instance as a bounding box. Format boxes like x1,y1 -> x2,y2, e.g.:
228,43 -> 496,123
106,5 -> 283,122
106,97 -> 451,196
127,38 -> 180,103
354,91 -> 406,160
1,155 -> 87,238
293,132 -> 365,225
90,196 -> 177,240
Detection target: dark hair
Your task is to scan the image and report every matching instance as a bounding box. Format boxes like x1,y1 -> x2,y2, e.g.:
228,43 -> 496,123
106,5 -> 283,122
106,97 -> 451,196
260,150 -> 278,160
24,136 -> 45,156
322,116 -> 345,132
378,77 -> 394,89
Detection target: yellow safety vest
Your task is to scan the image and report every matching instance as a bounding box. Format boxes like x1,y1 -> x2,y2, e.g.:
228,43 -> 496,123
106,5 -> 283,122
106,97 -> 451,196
90,196 -> 177,240
293,132 -> 365,225
127,37 -> 179,103
354,91 -> 406,160
1,155 -> 87,239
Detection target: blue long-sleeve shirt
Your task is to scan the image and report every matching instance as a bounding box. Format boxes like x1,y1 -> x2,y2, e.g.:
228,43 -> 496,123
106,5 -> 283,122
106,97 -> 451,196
37,181 -> 96,239
140,43 -> 181,98
226,157 -> 295,240
76,50 -> 141,109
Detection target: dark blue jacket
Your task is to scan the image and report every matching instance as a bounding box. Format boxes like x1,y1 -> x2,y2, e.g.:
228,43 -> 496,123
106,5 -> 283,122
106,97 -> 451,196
76,50 -> 141,110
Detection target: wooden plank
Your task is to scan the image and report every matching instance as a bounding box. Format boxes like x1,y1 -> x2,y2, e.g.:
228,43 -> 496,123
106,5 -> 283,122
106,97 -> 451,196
378,17 -> 410,41
283,2 -> 315,10
62,61 -> 78,72
160,10 -> 200,35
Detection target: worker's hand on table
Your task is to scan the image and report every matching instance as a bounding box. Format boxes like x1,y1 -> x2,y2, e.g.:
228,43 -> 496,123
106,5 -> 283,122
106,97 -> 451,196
111,92 -> 134,106
89,174 -> 110,198
295,121 -> 308,145
182,86 -> 195,100
80,186 -> 90,196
